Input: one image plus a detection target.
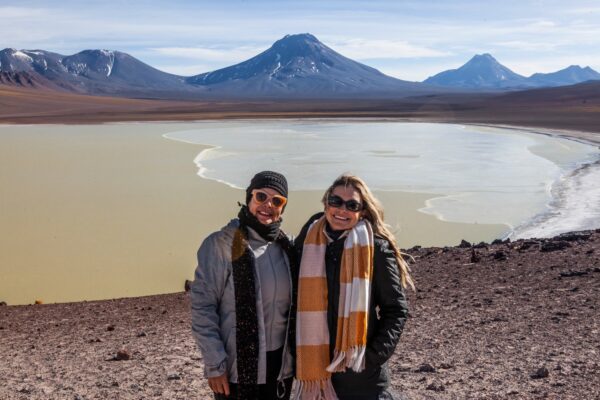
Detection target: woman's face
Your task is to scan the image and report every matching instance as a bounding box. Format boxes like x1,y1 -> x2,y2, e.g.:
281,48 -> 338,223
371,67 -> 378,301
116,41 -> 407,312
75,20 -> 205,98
248,187 -> 285,225
324,185 -> 364,231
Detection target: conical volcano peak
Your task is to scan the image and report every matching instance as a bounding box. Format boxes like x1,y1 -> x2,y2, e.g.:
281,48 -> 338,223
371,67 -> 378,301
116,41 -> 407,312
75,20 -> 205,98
468,53 -> 500,65
269,33 -> 326,56
425,53 -> 528,88
275,33 -> 320,45
185,33 -> 424,97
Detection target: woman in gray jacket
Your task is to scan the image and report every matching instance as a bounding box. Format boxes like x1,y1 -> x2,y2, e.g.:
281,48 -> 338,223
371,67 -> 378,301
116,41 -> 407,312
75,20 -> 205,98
191,171 -> 297,400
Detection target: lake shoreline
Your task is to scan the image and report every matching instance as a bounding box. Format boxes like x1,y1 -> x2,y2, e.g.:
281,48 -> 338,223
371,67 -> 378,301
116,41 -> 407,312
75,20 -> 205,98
1,120 -> 598,305
0,123 -> 508,305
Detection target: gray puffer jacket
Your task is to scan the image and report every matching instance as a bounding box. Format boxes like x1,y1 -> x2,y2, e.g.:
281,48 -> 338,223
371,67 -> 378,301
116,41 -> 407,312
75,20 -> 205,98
191,219 -> 295,384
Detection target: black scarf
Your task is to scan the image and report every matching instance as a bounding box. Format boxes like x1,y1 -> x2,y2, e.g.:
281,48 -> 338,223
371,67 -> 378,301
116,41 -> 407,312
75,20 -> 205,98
237,205 -> 281,242
325,221 -> 346,241
231,207 -> 298,400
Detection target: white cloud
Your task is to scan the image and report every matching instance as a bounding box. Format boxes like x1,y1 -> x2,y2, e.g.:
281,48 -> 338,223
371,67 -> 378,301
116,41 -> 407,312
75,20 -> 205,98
566,6 -> 600,14
0,6 -> 45,18
493,40 -> 558,52
527,20 -> 557,30
149,45 -> 266,64
328,39 -> 451,60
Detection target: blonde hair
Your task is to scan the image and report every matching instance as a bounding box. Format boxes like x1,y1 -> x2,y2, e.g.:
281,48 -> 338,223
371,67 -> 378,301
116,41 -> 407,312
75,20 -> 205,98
322,174 -> 415,290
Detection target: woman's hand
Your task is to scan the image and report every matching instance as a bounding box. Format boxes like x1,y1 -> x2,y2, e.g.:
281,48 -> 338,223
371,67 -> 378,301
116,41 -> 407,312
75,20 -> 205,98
208,373 -> 230,396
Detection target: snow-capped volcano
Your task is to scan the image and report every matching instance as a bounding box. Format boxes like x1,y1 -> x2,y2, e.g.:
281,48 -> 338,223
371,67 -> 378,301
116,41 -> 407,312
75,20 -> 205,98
186,33 -> 429,97
424,54 -> 530,89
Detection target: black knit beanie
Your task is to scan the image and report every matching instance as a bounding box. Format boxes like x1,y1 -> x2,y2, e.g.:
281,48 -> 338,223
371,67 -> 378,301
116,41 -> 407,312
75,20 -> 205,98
245,171 -> 288,204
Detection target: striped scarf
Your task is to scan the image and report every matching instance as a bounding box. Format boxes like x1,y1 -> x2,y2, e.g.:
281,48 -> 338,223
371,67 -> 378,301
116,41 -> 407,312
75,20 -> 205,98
295,216 -> 374,400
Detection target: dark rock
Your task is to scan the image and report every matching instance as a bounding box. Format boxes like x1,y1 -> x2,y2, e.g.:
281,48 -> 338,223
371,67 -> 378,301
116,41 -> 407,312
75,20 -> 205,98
530,366 -> 549,379
89,337 -> 103,343
426,382 -> 445,391
559,270 -> 588,278
184,280 -> 192,292
110,349 -> 131,361
137,331 -> 147,337
0,301 -> 7,306
439,362 -> 454,369
459,239 -> 471,248
554,311 -> 569,317
470,248 -> 481,263
518,240 -> 539,251
417,363 -> 437,373
106,325 -> 115,331
167,373 -> 182,381
556,232 -> 592,242
541,240 -> 571,252
493,250 -> 508,261
491,239 -> 504,245
474,241 -> 488,249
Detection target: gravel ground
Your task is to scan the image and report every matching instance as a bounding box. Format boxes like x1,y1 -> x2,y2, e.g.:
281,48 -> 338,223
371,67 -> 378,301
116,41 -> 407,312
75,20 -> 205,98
1,230 -> 599,399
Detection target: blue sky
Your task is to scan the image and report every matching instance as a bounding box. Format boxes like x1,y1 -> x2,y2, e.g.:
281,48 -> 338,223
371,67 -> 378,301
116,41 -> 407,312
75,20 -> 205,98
2,0 -> 600,81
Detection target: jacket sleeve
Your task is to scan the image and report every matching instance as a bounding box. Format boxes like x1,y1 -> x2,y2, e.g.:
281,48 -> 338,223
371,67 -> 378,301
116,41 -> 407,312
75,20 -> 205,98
365,238 -> 409,367
190,233 -> 229,378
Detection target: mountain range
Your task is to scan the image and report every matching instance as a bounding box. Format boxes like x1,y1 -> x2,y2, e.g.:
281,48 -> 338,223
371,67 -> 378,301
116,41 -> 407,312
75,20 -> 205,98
425,53 -> 600,89
1,34 -> 599,99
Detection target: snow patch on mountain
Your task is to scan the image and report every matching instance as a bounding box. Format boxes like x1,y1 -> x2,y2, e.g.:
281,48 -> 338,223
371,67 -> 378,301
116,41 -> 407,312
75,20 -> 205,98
13,50 -> 33,62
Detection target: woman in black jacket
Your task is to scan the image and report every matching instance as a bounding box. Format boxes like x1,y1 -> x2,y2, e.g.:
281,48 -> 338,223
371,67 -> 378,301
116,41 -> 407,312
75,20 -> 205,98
294,174 -> 413,400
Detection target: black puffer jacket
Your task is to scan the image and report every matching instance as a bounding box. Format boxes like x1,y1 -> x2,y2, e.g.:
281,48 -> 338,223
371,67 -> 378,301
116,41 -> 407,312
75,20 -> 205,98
295,213 -> 409,399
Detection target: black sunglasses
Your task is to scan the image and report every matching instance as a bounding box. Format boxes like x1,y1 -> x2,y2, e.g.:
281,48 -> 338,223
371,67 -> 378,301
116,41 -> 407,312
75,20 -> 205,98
327,195 -> 363,212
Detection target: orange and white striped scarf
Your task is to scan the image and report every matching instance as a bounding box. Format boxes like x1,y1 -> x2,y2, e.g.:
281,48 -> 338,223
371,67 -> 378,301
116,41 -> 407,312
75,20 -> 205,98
295,216 -> 374,400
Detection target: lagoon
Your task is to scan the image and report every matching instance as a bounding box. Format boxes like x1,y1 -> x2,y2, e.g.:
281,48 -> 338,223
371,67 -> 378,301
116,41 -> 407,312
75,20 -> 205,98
0,120 -> 598,305
164,120 -> 600,234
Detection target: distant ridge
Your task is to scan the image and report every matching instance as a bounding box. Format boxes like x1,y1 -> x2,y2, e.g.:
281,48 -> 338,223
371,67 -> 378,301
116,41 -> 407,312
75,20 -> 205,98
0,48 -> 193,97
2,37 -> 600,99
425,53 -> 600,89
528,65 -> 600,87
424,53 -> 530,89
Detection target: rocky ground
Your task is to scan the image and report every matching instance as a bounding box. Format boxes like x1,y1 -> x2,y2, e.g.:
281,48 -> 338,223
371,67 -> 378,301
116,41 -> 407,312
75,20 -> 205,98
1,230 -> 599,399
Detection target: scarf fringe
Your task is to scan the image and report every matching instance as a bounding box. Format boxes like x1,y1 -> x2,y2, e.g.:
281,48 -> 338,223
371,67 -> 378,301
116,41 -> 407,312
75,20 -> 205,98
293,379 -> 338,400
326,345 -> 367,373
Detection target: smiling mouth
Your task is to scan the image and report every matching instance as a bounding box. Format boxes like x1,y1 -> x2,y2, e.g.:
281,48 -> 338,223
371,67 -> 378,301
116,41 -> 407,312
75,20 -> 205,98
258,210 -> 273,218
333,215 -> 350,222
